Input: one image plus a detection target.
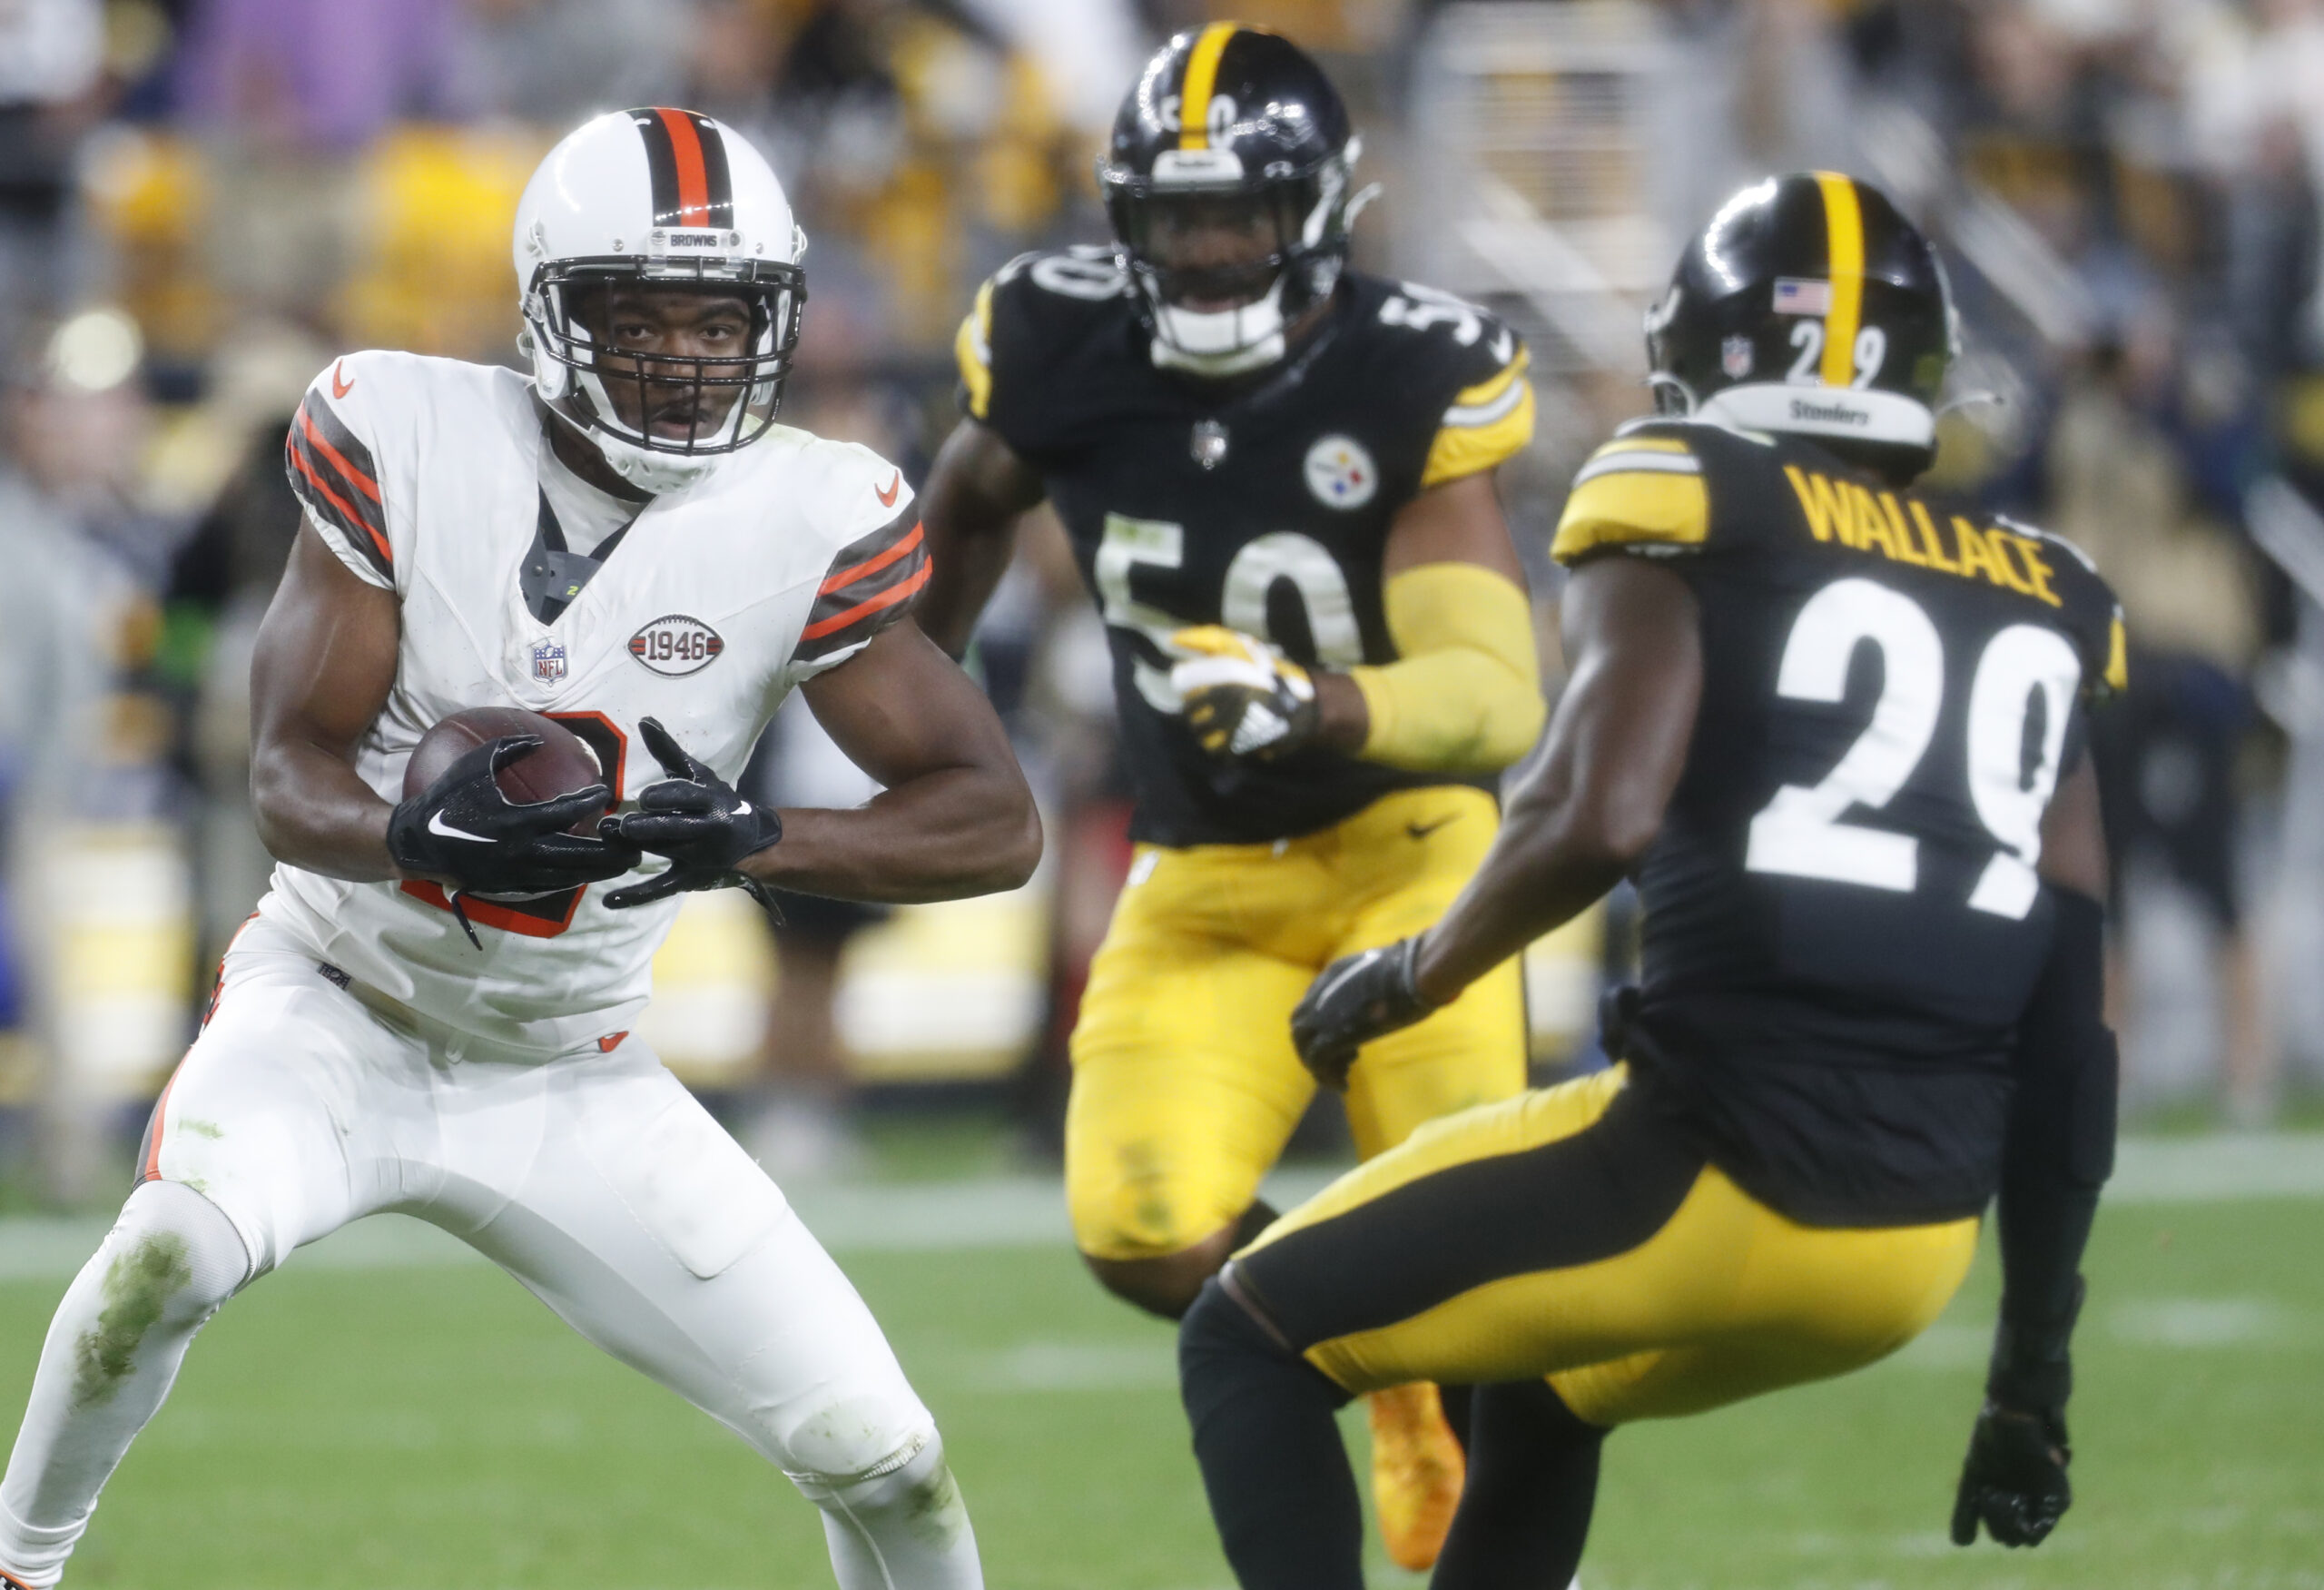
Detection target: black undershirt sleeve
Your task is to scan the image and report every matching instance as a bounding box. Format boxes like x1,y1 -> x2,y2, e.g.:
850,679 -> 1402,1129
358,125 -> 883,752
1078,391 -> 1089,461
1988,888 -> 2117,1416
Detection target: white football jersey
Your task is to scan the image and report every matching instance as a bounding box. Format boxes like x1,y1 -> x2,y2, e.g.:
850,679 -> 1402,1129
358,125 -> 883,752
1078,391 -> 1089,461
271,350 -> 926,1054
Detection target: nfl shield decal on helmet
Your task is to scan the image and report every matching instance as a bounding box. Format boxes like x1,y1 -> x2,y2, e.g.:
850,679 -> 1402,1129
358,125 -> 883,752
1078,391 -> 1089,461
629,614 -> 724,676
1304,434 -> 1377,509
1722,335 -> 1755,380
531,639 -> 568,684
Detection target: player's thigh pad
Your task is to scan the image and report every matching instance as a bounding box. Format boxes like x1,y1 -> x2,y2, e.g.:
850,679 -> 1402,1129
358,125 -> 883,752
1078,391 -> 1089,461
1329,788 -> 1528,1157
449,1043 -> 935,1481
1230,1065 -> 1975,1412
1066,846 -> 1320,1260
139,920 -> 416,1274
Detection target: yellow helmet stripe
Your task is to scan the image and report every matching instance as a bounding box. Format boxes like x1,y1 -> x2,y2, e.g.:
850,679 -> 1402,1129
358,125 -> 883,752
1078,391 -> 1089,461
1815,171 -> 1865,387
1178,23 -> 1239,151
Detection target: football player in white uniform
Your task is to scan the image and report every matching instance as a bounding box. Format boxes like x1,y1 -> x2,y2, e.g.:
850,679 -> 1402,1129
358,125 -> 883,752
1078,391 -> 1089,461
0,109 -> 1038,1590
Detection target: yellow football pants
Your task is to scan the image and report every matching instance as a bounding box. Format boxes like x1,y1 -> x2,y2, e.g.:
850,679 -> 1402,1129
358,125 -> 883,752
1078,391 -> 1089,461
1067,785 -> 1527,1262
1232,1064 -> 1978,1427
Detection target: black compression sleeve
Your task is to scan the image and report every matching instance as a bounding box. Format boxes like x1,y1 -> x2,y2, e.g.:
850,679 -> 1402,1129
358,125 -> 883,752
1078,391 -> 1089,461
1990,889 -> 2117,1417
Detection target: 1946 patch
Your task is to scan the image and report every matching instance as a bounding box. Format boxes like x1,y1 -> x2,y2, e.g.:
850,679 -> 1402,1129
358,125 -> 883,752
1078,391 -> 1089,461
628,614 -> 724,676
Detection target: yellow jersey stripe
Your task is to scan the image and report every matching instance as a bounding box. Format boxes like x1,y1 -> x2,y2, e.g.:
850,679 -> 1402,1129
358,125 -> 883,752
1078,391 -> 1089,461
1585,435 -> 1694,461
2105,614 -> 2129,692
1179,24 -> 1238,151
1816,171 -> 1864,387
1447,345 -> 1530,411
1421,376 -> 1534,489
953,280 -> 995,420
1551,469 -> 1710,562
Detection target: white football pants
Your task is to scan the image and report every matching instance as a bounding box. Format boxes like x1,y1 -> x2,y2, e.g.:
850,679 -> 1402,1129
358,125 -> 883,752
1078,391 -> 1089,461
0,918 -> 980,1588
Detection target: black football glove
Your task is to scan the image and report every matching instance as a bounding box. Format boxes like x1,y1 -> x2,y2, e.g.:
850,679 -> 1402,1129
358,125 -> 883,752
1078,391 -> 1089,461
387,735 -> 635,900
1168,626 -> 1321,760
601,717 -> 783,910
1952,1399 -> 2072,1547
1291,937 -> 1436,1090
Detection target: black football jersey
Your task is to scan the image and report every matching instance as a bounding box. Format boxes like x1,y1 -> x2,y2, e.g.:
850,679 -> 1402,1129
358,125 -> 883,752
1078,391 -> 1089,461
1553,419 -> 2127,1226
958,246 -> 1534,845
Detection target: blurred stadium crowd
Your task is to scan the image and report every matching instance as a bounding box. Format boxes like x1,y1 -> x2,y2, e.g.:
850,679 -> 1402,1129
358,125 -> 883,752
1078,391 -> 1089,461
4,0 -> 2323,1205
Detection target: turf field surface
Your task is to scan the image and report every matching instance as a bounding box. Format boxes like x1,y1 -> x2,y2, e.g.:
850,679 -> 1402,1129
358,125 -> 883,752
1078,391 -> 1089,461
0,1135 -> 2317,1588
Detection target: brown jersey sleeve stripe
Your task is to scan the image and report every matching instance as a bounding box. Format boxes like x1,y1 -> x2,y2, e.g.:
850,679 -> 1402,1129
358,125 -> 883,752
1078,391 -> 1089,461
297,402 -> 381,503
820,520 -> 924,595
801,559 -> 930,643
285,400 -> 392,577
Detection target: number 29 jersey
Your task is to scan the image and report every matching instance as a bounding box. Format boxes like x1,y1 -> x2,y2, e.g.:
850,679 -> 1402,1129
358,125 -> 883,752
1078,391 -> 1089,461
1553,418 -> 2127,1226
957,247 -> 1534,846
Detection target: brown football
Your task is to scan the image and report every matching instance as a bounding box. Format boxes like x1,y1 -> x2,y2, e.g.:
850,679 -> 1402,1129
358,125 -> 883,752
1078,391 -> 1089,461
403,707 -> 609,832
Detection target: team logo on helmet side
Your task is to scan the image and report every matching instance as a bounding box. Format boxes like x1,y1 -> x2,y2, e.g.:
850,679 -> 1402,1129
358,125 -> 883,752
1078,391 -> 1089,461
1304,434 -> 1377,509
629,614 -> 724,676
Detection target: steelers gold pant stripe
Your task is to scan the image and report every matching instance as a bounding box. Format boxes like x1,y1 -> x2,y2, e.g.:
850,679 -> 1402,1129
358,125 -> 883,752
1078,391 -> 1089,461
1815,171 -> 1865,386
1236,1073 -> 1700,1349
1231,1066 -> 1980,1427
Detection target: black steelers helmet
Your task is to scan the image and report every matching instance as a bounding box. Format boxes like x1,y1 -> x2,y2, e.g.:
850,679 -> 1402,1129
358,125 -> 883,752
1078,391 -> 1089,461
1098,24 -> 1366,375
1646,173 -> 1957,476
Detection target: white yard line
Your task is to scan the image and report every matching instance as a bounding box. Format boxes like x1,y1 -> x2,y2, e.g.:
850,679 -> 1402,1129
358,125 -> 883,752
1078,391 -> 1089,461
0,1135 -> 2315,1283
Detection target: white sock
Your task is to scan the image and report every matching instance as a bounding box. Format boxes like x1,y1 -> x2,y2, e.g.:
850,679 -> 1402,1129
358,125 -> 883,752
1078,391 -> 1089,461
795,1435 -> 982,1590
0,1182 -> 251,1587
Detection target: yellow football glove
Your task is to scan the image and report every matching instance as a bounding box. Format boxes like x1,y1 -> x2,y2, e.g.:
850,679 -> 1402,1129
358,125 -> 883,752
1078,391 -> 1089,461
1168,626 -> 1321,759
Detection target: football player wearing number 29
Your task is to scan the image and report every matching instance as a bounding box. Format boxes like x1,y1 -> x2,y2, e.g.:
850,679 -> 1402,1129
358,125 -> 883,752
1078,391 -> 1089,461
918,24 -> 1546,1573
1180,174 -> 2129,1588
0,111 -> 1036,1590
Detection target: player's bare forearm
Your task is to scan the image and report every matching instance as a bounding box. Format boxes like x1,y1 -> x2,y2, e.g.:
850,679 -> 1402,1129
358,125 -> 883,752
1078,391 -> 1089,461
756,622 -> 1040,901
248,523 -> 408,882
1412,557 -> 1700,1004
916,419 -> 1047,658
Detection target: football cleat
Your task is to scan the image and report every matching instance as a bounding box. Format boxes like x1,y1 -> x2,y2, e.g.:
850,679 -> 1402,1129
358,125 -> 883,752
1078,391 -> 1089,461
1367,1380 -> 1465,1572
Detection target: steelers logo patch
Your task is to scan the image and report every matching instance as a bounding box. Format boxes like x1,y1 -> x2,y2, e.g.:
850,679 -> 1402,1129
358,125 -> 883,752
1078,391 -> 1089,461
1304,434 -> 1378,510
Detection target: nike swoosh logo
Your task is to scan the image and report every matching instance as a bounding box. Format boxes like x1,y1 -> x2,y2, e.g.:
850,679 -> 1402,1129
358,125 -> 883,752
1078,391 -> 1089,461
876,471 -> 901,508
330,359 -> 354,400
1490,328 -> 1515,365
1406,816 -> 1458,841
428,811 -> 492,844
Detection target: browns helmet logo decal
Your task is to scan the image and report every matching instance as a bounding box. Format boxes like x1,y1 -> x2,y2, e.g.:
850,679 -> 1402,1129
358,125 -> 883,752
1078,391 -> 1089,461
628,614 -> 724,676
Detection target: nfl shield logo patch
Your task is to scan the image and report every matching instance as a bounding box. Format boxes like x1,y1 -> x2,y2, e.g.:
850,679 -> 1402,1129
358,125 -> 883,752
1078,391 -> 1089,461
1721,335 -> 1755,380
531,639 -> 567,684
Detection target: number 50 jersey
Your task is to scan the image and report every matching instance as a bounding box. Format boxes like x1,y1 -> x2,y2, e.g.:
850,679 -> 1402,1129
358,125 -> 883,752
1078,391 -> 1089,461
958,247 -> 1533,846
1553,418 -> 2126,1227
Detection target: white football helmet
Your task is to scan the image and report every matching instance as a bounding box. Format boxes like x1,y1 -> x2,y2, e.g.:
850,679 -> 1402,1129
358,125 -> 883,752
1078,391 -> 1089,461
514,108 -> 807,492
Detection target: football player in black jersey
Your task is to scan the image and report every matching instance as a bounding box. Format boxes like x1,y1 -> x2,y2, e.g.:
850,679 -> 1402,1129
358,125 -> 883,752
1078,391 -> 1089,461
1175,173 -> 2128,1588
916,24 -> 1545,1568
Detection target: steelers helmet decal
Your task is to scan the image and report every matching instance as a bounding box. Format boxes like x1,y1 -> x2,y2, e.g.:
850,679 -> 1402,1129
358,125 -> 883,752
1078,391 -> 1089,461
1648,173 -> 1956,469
1099,25 -> 1363,376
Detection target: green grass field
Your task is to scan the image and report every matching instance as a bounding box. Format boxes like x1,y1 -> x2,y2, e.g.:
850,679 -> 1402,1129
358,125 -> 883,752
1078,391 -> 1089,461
0,1138 -> 2319,1589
